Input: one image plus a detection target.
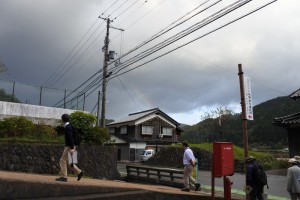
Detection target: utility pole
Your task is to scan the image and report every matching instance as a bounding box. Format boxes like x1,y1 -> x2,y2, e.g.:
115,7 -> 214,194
98,17 -> 124,127
100,17 -> 110,128
238,64 -> 250,200
238,64 -> 249,160
96,91 -> 101,126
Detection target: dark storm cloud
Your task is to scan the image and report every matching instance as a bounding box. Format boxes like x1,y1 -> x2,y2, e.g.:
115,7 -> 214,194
1,0 -> 300,125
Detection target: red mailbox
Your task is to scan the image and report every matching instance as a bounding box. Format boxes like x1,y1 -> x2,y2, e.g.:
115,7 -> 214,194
213,142 -> 234,177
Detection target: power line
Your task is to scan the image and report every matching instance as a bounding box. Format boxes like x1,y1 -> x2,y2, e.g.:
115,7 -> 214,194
113,0 -> 140,21
100,0 -> 121,16
108,0 -> 251,76
117,76 -> 143,110
112,0 -> 217,62
108,0 -> 278,81
43,0 -> 135,88
43,18 -> 100,87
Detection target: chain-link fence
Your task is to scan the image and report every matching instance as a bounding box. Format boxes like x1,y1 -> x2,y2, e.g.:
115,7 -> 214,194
0,79 -> 86,111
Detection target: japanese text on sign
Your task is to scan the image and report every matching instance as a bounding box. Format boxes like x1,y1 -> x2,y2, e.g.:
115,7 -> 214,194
244,76 -> 253,120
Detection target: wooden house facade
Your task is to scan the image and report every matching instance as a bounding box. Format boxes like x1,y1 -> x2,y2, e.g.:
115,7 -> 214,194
106,108 -> 183,161
273,89 -> 300,157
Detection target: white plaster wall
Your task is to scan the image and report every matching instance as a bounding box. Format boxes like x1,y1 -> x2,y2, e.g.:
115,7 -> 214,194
0,101 -> 90,126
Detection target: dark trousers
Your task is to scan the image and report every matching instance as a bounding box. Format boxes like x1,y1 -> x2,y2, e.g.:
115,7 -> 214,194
249,185 -> 264,200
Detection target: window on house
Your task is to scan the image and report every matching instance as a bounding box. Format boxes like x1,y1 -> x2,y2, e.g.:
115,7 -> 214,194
142,126 -> 153,135
162,127 -> 173,136
109,128 -> 115,134
120,126 -> 127,134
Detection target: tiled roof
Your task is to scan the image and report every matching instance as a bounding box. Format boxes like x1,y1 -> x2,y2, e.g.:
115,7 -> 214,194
290,88 -> 300,100
273,112 -> 300,126
107,108 -> 160,125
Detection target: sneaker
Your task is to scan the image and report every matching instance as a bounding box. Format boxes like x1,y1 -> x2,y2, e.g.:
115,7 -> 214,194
77,171 -> 84,181
55,177 -> 67,182
195,183 -> 201,191
181,188 -> 190,192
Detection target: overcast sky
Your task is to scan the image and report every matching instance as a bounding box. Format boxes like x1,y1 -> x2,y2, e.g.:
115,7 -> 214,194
0,0 -> 299,125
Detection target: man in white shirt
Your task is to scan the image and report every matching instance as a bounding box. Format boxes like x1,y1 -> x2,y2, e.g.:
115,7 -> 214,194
181,142 -> 201,192
287,158 -> 300,200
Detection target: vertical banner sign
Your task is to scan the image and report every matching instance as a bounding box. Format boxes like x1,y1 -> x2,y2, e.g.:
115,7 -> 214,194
244,76 -> 254,120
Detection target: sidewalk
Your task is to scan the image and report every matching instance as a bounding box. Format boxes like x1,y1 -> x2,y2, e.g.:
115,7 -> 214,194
0,170 -> 244,199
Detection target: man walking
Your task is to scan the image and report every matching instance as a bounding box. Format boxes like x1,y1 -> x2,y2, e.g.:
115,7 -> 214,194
181,142 -> 201,192
245,156 -> 266,200
287,158 -> 300,200
56,113 -> 83,182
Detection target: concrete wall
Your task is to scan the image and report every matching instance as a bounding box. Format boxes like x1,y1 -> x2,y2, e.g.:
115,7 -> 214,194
0,101 -> 87,126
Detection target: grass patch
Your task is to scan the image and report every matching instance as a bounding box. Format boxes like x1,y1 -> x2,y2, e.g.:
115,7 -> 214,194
170,143 -> 279,170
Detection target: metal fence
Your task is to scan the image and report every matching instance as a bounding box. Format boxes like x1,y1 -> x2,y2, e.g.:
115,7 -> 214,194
0,79 -> 86,111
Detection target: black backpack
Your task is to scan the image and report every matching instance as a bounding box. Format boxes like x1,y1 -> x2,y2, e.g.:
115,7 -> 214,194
71,126 -> 82,146
253,162 -> 269,188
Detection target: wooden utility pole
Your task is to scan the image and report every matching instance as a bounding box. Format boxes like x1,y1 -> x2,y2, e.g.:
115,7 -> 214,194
238,64 -> 250,200
238,63 -> 249,159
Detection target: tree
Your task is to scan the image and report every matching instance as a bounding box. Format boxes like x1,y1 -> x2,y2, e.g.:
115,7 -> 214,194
200,106 -> 234,141
0,88 -> 21,103
0,60 -> 8,74
69,111 -> 111,145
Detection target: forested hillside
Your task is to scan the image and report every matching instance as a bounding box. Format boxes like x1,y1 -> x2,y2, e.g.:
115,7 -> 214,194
182,96 -> 300,149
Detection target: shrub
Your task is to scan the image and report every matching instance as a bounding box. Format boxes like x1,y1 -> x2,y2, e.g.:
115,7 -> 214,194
0,116 -> 35,137
84,126 -> 110,145
34,123 -> 57,139
68,111 -> 111,145
69,111 -> 96,139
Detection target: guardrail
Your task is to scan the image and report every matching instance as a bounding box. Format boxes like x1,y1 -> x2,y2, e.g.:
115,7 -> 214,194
126,165 -> 184,188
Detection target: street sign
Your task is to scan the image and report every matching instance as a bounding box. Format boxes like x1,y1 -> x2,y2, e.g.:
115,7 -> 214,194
244,76 -> 253,120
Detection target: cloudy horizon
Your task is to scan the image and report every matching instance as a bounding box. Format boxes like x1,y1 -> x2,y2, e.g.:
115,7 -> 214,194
1,0 -> 299,125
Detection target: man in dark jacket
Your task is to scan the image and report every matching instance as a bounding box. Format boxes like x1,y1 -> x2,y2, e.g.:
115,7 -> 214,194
55,114 -> 83,182
245,156 -> 265,200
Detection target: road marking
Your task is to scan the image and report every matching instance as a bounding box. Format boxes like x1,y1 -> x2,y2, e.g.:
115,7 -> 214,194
201,185 -> 289,200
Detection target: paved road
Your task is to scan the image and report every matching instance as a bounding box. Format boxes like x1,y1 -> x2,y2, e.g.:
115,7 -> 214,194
198,169 -> 289,199
118,162 -> 290,200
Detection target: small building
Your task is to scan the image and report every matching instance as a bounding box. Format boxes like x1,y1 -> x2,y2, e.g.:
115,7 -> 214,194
106,108 -> 183,161
273,89 -> 300,157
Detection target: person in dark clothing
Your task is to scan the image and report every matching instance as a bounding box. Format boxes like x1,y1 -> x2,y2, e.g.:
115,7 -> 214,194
55,113 -> 83,182
245,156 -> 265,200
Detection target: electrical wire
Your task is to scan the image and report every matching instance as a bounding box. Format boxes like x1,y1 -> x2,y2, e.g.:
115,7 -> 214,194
113,0 -> 140,21
118,77 -> 143,110
43,18 -> 100,87
108,0 -> 278,81
112,0 -> 217,62
108,0 -> 250,76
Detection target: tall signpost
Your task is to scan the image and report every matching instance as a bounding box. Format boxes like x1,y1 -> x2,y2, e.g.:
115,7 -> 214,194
238,64 -> 253,200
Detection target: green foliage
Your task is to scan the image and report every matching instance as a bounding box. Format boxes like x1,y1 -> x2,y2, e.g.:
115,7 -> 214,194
171,143 -> 278,169
0,112 -> 111,146
0,116 -> 35,137
275,159 -> 290,169
34,123 -> 58,139
69,111 -> 111,145
0,60 -> 8,74
70,111 -> 96,131
84,126 -> 110,145
182,96 -> 300,148
0,117 -> 63,143
0,88 -> 21,103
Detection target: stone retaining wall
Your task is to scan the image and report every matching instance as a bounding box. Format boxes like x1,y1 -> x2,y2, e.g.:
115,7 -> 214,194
0,143 -> 120,180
